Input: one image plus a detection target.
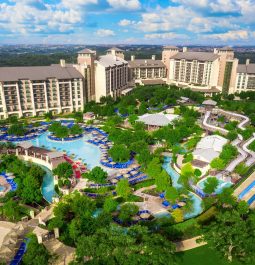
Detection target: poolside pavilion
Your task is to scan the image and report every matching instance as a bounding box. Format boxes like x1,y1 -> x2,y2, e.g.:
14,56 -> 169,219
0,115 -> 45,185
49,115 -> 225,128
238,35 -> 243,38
16,143 -> 65,169
138,113 -> 179,131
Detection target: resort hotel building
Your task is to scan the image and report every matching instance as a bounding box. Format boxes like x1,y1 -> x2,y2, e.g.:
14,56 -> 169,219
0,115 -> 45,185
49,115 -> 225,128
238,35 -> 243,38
0,45 -> 255,119
94,52 -> 129,102
128,55 -> 167,85
235,59 -> 255,93
163,46 -> 239,94
0,62 -> 84,119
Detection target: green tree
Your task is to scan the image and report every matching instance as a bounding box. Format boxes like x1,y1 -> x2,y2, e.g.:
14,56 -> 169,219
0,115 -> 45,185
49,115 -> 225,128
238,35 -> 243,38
227,130 -> 238,141
22,235 -> 51,265
200,205 -> 255,263
171,208 -> 184,223
155,170 -> 170,192
69,124 -> 83,135
21,174 -> 43,203
74,225 -> 176,264
103,197 -> 118,213
128,114 -> 138,125
55,125 -> 69,138
165,186 -> 179,204
203,177 -> 219,194
116,179 -> 131,199
1,200 -> 23,221
218,187 -> 236,207
44,111 -> 53,120
73,112 -> 83,123
235,162 -> 249,175
210,158 -> 226,170
108,144 -> 130,162
53,162 -> 73,179
146,157 -> 162,178
83,166 -> 108,184
8,123 -> 27,136
119,203 -> 139,222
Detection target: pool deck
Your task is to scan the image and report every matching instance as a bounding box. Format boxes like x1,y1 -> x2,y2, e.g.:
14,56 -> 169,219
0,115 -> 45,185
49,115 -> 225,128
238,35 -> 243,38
0,176 -> 11,197
234,172 -> 255,208
133,185 -> 170,216
234,171 -> 255,197
175,236 -> 206,252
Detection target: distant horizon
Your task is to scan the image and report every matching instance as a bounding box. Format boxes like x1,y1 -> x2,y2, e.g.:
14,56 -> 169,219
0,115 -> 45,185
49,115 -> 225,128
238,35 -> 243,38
0,0 -> 255,46
1,44 -> 255,48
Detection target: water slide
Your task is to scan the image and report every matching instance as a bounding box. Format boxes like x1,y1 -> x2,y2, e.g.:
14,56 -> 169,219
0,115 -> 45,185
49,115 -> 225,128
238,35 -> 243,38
225,144 -> 248,172
242,133 -> 255,166
202,109 -> 254,171
202,111 -> 228,135
217,109 -> 249,131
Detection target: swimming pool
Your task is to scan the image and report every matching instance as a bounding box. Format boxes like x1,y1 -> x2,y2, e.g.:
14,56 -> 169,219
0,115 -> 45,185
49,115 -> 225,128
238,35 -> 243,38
162,156 -> 203,219
197,177 -> 232,195
27,131 -> 103,202
41,165 -> 58,203
29,132 -> 101,169
0,186 -> 5,192
247,194 -> 255,205
238,180 -> 255,200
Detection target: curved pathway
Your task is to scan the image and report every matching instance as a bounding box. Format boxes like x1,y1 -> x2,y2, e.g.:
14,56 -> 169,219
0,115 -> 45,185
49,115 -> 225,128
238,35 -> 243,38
242,133 -> 255,166
202,108 -> 254,172
202,111 -> 228,135
175,236 -> 206,252
218,109 -> 249,130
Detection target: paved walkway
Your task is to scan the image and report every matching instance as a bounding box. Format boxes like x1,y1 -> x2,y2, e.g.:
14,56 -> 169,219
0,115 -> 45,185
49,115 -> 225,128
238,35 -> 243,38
234,171 -> 255,197
243,133 -> 255,166
175,236 -> 206,252
133,185 -> 169,216
43,238 -> 75,265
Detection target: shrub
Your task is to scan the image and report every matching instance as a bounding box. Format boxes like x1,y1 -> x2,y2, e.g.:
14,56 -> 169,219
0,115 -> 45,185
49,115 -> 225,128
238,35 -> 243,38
197,206 -> 217,225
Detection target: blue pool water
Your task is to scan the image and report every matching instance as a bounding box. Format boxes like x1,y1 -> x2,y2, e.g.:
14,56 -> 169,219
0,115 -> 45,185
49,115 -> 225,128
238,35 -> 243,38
238,180 -> 255,199
162,156 -> 203,219
247,194 -> 255,205
29,132 -> 101,169
197,177 -> 232,195
0,185 -> 5,192
41,165 -> 58,203
27,132 -> 102,203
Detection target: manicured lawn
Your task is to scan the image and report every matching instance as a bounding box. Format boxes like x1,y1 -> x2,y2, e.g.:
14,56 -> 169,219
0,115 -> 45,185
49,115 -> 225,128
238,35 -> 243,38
175,245 -> 253,265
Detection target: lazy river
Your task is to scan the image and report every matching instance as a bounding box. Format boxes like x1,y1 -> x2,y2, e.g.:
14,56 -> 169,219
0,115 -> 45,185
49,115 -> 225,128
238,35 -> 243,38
197,177 -> 232,195
27,132 -> 102,202
29,132 -> 101,169
162,156 -> 203,219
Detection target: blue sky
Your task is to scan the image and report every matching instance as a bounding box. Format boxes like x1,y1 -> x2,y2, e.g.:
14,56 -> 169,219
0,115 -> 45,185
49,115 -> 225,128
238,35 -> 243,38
0,0 -> 255,45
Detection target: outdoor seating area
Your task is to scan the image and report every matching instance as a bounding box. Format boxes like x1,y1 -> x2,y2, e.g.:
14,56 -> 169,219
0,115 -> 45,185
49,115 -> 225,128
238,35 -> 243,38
160,193 -> 186,209
63,155 -> 87,179
0,172 -> 17,192
10,238 -> 29,265
4,127 -> 47,142
110,166 -> 148,184
48,133 -> 83,142
85,126 -> 135,169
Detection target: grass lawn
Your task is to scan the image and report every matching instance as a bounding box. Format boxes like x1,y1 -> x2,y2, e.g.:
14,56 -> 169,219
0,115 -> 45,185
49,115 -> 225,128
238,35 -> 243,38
175,245 -> 254,265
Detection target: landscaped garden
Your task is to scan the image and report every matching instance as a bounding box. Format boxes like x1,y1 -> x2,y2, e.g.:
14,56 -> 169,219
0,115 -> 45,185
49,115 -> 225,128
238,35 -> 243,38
1,86 -> 255,264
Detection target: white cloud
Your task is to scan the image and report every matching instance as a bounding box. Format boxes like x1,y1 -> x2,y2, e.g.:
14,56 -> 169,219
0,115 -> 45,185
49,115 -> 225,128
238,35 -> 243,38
95,29 -> 115,37
107,0 -> 141,10
207,30 -> 249,41
188,17 -> 212,33
172,0 -> 208,8
61,0 -> 98,9
135,6 -> 198,32
118,19 -> 135,26
210,0 -> 239,13
144,32 -> 187,39
0,1 -> 83,34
